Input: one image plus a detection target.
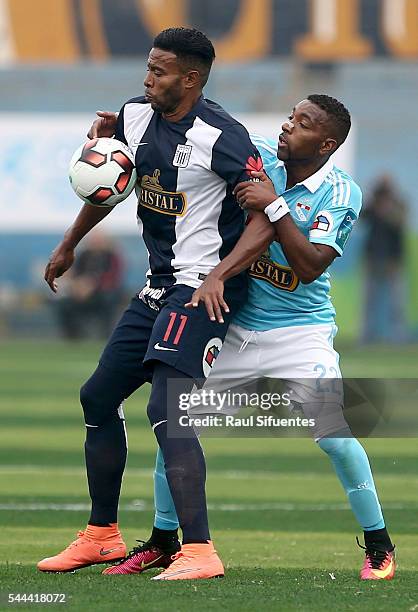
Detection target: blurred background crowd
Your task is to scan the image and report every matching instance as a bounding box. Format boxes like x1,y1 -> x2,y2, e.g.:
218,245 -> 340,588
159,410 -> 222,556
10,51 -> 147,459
1,0 -> 417,344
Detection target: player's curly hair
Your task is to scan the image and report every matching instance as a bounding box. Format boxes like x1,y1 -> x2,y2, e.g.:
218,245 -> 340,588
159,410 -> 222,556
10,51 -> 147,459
154,27 -> 215,87
308,94 -> 351,146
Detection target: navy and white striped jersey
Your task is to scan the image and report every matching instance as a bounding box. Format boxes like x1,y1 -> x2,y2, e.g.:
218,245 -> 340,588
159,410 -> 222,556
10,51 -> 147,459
115,95 -> 262,289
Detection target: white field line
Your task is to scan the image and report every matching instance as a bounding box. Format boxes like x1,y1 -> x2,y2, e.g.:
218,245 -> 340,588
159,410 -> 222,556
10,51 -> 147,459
1,465 -> 415,483
0,501 -> 413,513
0,466 -> 313,481
0,465 -> 418,486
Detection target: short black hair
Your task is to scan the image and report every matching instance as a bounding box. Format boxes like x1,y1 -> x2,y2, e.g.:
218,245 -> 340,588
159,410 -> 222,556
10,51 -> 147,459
153,27 -> 215,87
307,94 -> 351,146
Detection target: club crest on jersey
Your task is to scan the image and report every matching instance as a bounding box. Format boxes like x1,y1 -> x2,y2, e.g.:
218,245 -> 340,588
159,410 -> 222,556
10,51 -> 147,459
295,202 -> 311,222
202,337 -> 223,378
309,210 -> 333,237
173,144 -> 192,168
249,251 -> 299,292
139,169 -> 187,216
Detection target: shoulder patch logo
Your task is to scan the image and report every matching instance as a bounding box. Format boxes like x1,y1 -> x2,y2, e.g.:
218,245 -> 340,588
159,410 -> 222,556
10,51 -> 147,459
173,144 -> 192,168
309,210 -> 334,237
336,209 -> 357,250
245,155 -> 263,176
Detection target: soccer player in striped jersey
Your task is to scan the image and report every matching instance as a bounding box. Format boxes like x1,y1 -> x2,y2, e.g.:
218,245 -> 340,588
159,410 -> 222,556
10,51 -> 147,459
39,27 -> 272,580
104,96 -> 395,581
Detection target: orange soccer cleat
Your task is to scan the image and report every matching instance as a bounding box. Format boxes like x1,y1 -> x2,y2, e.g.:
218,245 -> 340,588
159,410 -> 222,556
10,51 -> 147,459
152,541 -> 224,581
358,538 -> 396,580
37,524 -> 126,572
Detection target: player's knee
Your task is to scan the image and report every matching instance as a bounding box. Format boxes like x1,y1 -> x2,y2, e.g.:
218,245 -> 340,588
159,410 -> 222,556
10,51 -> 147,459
80,378 -> 113,427
317,432 -> 353,458
146,377 -> 167,427
146,397 -> 165,428
80,380 -> 98,425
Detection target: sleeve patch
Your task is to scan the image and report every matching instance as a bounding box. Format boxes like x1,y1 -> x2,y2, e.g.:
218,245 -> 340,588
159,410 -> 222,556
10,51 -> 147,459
335,209 -> 358,250
309,210 -> 334,237
245,154 -> 264,176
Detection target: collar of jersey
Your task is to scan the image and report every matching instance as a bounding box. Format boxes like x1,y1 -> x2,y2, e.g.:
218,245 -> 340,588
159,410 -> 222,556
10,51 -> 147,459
293,158 -> 334,193
268,156 -> 334,196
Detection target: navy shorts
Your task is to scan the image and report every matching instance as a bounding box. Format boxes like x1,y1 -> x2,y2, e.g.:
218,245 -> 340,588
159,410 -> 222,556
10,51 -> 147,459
99,283 -> 245,382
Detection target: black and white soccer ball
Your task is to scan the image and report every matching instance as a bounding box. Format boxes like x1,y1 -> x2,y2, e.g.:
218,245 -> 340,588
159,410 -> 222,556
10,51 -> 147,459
69,137 -> 137,207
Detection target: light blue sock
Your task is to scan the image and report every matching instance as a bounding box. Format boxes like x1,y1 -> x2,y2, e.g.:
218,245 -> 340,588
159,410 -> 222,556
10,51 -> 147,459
153,447 -> 179,530
318,432 -> 385,530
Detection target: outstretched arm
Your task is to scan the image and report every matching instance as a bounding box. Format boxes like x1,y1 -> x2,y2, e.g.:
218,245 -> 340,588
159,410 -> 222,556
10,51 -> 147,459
45,110 -> 121,293
44,204 -> 113,292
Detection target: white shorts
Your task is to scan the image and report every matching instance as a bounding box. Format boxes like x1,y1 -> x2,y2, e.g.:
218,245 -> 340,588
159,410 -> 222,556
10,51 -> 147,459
189,323 -> 348,439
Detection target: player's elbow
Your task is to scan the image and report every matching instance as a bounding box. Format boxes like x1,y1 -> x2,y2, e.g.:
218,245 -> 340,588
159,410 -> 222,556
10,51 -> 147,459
300,273 -> 319,284
298,265 -> 323,284
298,250 -> 331,283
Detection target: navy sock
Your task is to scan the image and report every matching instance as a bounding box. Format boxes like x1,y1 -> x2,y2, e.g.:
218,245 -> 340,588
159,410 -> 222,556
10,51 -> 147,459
364,527 -> 393,551
149,526 -> 180,551
148,363 -> 210,544
85,414 -> 127,525
80,364 -> 143,525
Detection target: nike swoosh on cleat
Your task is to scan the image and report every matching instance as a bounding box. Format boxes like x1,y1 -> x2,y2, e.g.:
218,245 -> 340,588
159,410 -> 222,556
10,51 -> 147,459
371,559 -> 394,579
99,547 -> 124,556
154,343 -> 178,352
157,568 -> 203,578
140,555 -> 163,569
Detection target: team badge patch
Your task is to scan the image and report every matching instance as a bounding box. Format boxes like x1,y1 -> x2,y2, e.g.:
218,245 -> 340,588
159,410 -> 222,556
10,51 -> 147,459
173,144 -> 192,168
202,337 -> 223,378
336,209 -> 358,250
295,202 -> 311,222
309,210 -> 333,238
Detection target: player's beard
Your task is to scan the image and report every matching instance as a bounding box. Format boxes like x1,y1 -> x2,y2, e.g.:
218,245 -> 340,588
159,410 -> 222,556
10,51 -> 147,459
277,143 -> 290,162
278,143 -> 316,165
149,83 -> 184,115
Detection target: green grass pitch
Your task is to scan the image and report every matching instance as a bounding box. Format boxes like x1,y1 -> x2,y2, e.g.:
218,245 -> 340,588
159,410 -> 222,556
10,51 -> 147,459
1,340 -> 417,611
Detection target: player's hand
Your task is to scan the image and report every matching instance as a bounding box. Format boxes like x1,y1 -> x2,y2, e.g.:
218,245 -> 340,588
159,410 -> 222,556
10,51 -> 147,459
87,111 -> 118,139
185,274 -> 229,323
233,178 -> 277,212
250,170 -> 275,192
44,243 -> 75,293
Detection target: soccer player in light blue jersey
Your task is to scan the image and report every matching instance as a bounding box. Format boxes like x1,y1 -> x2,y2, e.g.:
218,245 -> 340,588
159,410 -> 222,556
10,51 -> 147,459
95,95 -> 396,581
214,95 -> 394,580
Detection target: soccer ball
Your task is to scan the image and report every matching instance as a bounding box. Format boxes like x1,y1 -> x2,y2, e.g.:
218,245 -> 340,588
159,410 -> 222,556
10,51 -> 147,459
69,137 -> 137,207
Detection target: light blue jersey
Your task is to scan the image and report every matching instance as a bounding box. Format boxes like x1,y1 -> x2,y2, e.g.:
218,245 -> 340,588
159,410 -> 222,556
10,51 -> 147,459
234,135 -> 362,331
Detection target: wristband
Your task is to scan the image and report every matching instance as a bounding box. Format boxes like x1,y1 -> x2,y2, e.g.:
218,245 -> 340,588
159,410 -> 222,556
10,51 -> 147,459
264,197 -> 289,223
